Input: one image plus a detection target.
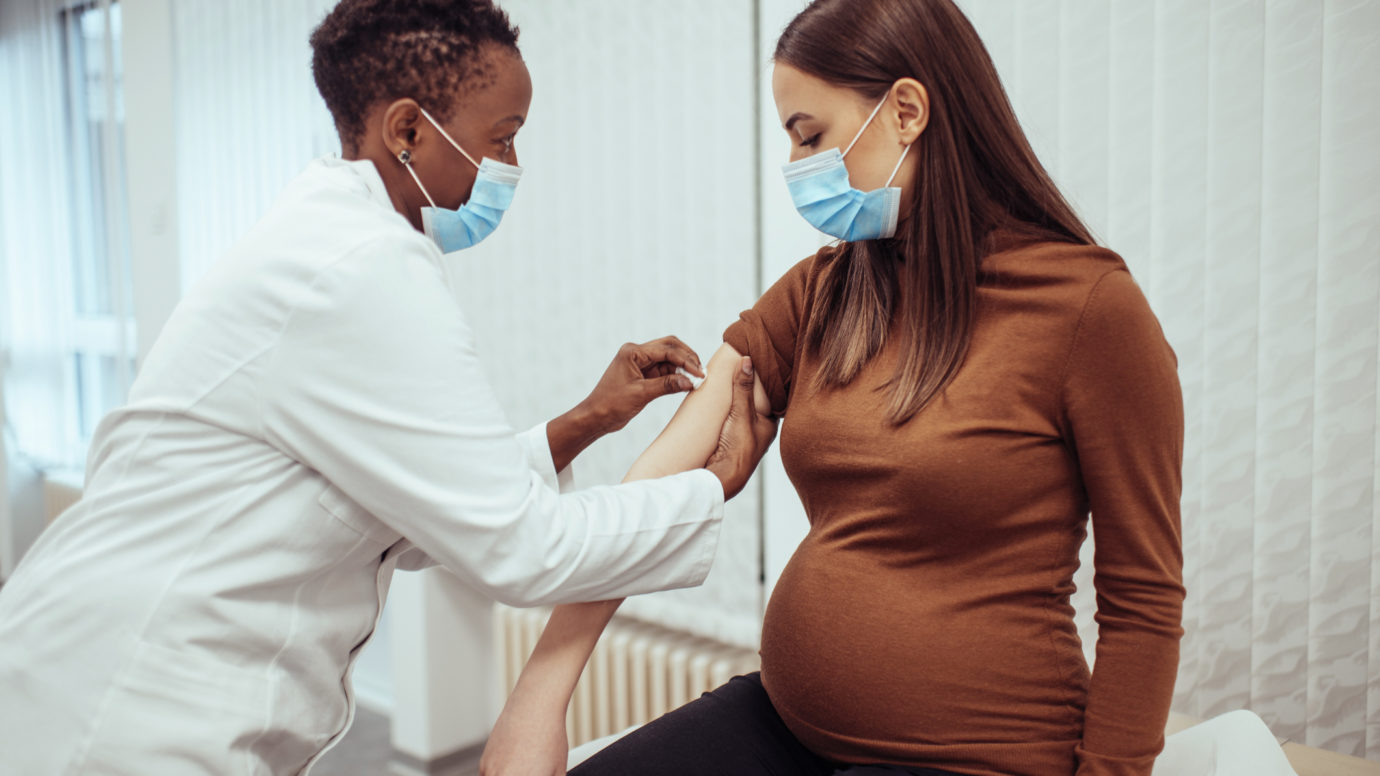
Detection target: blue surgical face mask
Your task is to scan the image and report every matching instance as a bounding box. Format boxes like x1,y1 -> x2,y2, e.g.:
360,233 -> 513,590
782,96 -> 912,242
398,106 -> 523,253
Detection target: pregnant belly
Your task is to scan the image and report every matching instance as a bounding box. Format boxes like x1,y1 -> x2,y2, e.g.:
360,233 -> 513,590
759,538 -> 1089,760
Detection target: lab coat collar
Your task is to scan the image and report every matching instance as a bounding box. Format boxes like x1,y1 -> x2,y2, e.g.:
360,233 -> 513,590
316,154 -> 400,215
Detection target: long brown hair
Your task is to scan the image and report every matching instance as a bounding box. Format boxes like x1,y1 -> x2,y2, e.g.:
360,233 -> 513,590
776,0 -> 1094,425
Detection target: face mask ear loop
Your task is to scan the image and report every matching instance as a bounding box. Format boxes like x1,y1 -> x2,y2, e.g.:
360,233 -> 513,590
398,152 -> 438,208
842,95 -> 890,158
417,106 -> 482,170
884,143 -> 913,187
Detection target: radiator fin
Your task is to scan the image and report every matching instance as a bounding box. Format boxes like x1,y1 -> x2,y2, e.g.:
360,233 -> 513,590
494,605 -> 761,746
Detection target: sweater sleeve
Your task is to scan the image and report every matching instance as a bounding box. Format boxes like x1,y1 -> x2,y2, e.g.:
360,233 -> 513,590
722,252 -> 821,416
1062,269 -> 1186,776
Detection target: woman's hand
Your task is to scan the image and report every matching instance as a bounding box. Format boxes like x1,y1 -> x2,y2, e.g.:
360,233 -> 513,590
546,337 -> 704,472
704,357 -> 778,500
479,692 -> 570,776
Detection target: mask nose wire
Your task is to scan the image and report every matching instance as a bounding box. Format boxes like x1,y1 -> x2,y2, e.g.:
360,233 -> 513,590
841,95 -> 890,158
417,106 -> 482,170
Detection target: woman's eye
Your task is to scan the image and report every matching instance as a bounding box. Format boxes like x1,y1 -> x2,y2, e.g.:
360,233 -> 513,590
798,133 -> 821,148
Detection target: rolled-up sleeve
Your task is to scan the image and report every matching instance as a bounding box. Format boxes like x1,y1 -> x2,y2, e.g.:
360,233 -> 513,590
259,239 -> 724,606
722,251 -> 824,417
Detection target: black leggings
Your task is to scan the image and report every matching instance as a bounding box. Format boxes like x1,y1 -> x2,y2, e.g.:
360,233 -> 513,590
569,672 -> 964,776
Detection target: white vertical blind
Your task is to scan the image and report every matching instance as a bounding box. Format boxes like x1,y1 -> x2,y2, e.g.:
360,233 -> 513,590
1,0 -> 135,573
171,0 -> 337,290
961,0 -> 1380,757
1252,0 -> 1323,745
2,0 -> 94,465
1310,1 -> 1379,756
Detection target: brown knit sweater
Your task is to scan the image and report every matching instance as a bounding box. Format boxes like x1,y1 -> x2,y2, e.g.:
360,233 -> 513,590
723,231 -> 1185,776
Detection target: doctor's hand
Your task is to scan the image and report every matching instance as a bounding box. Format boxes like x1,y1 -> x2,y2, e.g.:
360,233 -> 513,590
547,337 -> 704,472
705,357 -> 778,500
584,336 -> 704,433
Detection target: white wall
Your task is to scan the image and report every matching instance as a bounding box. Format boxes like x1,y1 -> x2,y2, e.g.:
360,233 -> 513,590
121,0 -> 179,363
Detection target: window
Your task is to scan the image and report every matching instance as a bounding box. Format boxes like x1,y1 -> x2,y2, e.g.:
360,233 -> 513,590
59,0 -> 134,451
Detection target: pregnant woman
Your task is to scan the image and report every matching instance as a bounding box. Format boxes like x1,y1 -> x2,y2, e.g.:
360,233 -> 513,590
481,1 -> 1184,775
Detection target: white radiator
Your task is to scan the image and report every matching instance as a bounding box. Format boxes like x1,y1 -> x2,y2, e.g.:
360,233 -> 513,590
494,605 -> 761,747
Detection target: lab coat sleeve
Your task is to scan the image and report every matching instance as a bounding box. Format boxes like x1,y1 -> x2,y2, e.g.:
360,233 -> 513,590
258,240 -> 724,606
392,421 -> 575,573
515,422 -> 577,493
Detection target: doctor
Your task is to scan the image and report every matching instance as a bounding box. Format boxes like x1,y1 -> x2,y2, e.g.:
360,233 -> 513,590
0,0 -> 774,772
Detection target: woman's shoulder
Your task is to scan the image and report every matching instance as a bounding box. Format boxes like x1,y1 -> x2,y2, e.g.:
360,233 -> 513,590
983,232 -> 1145,313
984,229 -> 1128,280
980,231 -> 1168,361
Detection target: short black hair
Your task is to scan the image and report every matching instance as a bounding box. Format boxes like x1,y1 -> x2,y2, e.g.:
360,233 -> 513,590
310,0 -> 520,150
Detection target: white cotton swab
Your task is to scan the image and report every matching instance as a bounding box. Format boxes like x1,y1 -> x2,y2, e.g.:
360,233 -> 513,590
675,365 -> 707,391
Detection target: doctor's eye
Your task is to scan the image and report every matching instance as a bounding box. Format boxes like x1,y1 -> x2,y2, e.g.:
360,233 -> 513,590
497,134 -> 516,151
798,133 -> 821,148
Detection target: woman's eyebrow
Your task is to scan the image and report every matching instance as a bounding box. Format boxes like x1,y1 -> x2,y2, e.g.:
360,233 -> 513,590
493,114 -> 525,129
784,112 -> 813,131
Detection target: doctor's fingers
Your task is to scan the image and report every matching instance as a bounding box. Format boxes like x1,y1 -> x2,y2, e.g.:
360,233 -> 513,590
637,372 -> 695,402
624,337 -> 703,378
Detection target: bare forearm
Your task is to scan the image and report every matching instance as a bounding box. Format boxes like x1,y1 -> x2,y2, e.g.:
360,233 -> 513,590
545,403 -> 604,474
510,599 -> 623,707
507,344 -> 765,717
507,455 -> 711,712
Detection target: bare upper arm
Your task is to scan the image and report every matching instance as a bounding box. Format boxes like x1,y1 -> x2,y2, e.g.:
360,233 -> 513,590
622,342 -> 773,482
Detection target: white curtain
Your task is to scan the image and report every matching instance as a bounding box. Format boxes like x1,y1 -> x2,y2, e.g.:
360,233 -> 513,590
0,0 -> 80,470
0,0 -> 132,575
961,0 -> 1380,758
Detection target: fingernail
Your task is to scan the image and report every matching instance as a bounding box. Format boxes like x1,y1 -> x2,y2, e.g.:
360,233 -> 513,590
742,357 -> 753,376
677,377 -> 693,391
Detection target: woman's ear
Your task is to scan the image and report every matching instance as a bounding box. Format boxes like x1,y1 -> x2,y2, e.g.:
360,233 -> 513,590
890,78 -> 929,145
381,98 -> 424,160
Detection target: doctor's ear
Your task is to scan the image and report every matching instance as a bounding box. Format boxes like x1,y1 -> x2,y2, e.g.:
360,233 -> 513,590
381,99 -> 424,158
888,78 -> 929,145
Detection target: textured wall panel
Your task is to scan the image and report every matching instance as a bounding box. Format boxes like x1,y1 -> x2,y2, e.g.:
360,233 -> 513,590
1251,0 -> 1321,747
1198,0 -> 1264,719
1308,0 -> 1379,756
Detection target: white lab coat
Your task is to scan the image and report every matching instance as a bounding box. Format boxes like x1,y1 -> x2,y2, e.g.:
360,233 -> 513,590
0,157 -> 725,774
